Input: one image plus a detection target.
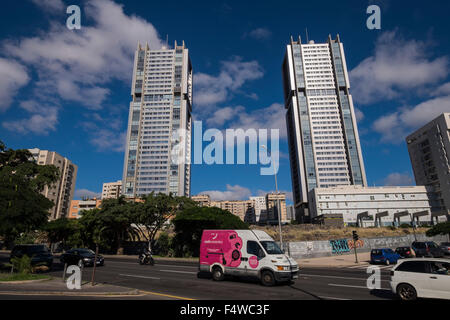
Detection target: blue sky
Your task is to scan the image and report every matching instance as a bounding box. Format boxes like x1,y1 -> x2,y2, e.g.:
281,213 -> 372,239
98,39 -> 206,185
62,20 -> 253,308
1,0 -> 450,203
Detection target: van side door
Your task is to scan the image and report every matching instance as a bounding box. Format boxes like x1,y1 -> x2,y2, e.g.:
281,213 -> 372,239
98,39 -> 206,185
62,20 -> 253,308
245,241 -> 266,277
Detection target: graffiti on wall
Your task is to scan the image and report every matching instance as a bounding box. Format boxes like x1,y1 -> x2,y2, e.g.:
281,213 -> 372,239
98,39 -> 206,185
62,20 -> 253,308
330,239 -> 350,254
330,239 -> 365,254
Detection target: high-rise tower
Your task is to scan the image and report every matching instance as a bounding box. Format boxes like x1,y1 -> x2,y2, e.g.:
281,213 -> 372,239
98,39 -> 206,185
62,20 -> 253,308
282,35 -> 367,221
122,41 -> 192,198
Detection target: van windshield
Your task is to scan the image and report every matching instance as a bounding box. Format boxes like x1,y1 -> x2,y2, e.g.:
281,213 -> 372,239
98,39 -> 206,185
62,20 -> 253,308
260,241 -> 283,255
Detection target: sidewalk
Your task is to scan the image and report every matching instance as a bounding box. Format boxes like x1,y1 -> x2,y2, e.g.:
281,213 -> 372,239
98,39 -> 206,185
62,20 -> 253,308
297,252 -> 371,268
0,278 -> 139,297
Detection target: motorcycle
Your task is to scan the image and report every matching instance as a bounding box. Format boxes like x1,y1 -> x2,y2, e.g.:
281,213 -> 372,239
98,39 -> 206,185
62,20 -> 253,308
139,250 -> 155,266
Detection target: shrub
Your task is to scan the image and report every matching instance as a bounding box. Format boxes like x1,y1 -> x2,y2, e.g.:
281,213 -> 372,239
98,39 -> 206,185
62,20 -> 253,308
11,255 -> 32,274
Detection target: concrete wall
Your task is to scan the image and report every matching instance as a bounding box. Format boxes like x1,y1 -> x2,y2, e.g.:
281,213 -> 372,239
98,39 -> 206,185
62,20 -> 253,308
284,233 -> 449,259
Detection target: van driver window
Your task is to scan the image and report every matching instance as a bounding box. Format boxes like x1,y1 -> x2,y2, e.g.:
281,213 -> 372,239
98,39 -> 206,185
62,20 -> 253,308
247,241 -> 264,258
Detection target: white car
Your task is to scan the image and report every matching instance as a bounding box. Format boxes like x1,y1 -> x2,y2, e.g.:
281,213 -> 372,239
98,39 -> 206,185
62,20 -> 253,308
390,258 -> 450,300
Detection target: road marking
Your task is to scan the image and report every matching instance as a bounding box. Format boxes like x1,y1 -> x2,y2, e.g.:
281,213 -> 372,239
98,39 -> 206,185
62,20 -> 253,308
328,283 -> 389,290
319,295 -> 352,300
347,265 -> 369,269
301,273 -> 389,282
139,290 -> 195,300
119,274 -> 160,280
159,269 -> 197,275
108,261 -> 198,269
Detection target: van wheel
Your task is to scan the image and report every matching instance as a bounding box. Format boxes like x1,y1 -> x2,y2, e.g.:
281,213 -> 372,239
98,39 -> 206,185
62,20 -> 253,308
261,270 -> 276,286
212,267 -> 224,281
397,284 -> 417,301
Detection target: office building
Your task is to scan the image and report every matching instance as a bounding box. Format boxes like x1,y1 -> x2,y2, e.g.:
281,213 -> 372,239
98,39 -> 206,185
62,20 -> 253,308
122,41 -> 193,198
282,35 -> 367,222
406,113 -> 450,222
308,185 -> 440,227
102,180 -> 122,200
29,148 -> 78,220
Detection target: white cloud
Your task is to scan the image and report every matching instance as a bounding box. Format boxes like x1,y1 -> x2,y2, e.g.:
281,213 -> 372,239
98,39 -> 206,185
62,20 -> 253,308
373,95 -> 450,143
195,57 -> 263,109
75,188 -> 102,200
2,104 -> 58,135
354,108 -> 364,122
30,0 -> 65,13
382,172 -> 414,186
2,0 -> 164,134
226,103 -> 287,139
244,28 -> 272,40
200,184 -> 252,201
0,58 -> 29,111
350,30 -> 449,105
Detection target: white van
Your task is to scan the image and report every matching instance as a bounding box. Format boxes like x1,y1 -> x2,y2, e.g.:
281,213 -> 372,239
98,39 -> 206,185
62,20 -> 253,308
198,229 -> 299,286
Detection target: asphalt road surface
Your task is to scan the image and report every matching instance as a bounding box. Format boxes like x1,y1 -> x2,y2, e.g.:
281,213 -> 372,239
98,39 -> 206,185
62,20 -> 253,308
0,253 -> 396,300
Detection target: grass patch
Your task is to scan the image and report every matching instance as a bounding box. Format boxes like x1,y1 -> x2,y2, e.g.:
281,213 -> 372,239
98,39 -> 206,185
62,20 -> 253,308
0,273 -> 51,282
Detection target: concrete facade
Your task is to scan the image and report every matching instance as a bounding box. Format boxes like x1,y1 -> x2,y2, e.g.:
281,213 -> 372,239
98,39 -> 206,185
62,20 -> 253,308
29,148 -> 78,220
68,199 -> 102,219
122,41 -> 192,198
406,113 -> 450,222
308,185 -> 441,227
101,180 -> 122,200
282,35 -> 367,223
265,193 -> 288,224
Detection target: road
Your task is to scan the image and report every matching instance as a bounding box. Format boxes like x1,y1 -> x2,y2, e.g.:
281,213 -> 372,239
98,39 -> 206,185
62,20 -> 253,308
0,253 -> 395,300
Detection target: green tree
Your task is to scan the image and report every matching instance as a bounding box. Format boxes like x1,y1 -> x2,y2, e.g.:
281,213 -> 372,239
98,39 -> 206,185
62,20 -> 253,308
426,222 -> 450,240
0,141 -> 59,246
43,218 -> 80,250
132,193 -> 197,251
172,206 -> 249,257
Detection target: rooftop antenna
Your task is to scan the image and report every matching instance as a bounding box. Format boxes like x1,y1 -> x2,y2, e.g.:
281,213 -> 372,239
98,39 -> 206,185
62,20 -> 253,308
166,34 -> 169,47
305,28 -> 309,43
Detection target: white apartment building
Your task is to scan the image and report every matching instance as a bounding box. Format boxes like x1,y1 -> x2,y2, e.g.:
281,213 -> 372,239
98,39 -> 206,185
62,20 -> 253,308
406,113 -> 450,222
101,180 -> 122,200
122,41 -> 193,198
308,186 -> 440,227
29,148 -> 78,220
282,35 -> 367,222
249,196 -> 267,224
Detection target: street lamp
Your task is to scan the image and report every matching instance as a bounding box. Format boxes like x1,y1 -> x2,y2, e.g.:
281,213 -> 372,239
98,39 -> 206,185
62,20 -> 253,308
261,145 -> 283,250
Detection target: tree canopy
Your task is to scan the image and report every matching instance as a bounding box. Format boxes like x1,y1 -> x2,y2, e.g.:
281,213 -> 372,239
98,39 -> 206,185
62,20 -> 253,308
426,221 -> 450,238
0,141 -> 59,245
172,206 -> 249,257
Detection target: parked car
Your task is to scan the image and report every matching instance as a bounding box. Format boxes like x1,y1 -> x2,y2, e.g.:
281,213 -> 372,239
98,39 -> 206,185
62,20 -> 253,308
390,258 -> 450,300
60,248 -> 104,267
370,248 -> 401,265
10,244 -> 53,268
440,242 -> 450,255
395,246 -> 416,258
412,241 -> 445,258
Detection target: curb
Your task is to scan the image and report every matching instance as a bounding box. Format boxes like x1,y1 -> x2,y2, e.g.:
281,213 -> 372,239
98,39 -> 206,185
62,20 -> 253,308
0,289 -> 141,297
0,278 -> 52,285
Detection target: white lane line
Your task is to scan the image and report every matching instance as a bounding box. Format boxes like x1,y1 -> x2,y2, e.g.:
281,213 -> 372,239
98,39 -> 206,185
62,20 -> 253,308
301,273 -> 390,282
347,265 -> 369,269
109,261 -> 198,269
328,283 -> 389,290
319,296 -> 352,300
119,274 -> 160,280
159,269 -> 197,275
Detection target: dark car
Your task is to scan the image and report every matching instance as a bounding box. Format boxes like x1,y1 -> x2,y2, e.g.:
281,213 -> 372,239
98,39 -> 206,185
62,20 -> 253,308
395,246 -> 416,258
440,242 -> 450,255
60,248 -> 104,267
371,248 -> 401,265
411,241 -> 444,258
10,244 -> 53,268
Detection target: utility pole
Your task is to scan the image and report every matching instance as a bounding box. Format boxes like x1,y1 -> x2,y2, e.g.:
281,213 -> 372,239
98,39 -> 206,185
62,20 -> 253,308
261,145 -> 283,250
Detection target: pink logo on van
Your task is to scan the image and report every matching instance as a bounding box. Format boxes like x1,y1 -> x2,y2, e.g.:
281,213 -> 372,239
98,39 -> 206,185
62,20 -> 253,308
249,256 -> 259,268
200,230 -> 243,268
